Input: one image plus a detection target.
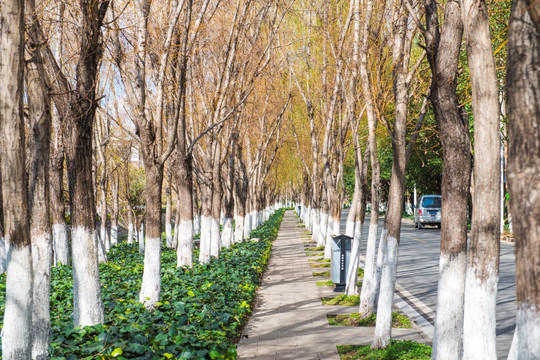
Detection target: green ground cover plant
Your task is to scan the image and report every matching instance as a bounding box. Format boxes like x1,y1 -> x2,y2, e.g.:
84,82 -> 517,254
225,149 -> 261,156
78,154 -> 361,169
308,258 -> 330,262
327,312 -> 411,328
337,340 -> 432,359
310,263 -> 330,268
321,295 -> 359,306
313,271 -> 330,277
316,280 -> 335,287
0,210 -> 284,360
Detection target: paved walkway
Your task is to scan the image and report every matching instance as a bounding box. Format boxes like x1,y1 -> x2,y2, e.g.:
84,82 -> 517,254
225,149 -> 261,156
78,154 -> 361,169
237,211 -> 426,360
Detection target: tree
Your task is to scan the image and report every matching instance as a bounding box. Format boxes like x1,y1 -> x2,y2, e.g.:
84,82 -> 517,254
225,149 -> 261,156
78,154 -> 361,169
0,0 -> 33,357
461,0 -> 501,358
33,0 -> 110,327
506,0 -> 540,357
411,1 -> 472,358
358,0 -> 383,316
373,0 -> 426,347
26,2 -> 54,356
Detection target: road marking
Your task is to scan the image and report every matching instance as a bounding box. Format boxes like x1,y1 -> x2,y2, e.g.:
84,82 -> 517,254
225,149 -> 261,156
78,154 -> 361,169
413,238 -> 426,243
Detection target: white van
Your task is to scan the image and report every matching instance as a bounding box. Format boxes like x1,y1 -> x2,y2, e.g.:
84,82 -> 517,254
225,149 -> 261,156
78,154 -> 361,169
414,195 -> 441,229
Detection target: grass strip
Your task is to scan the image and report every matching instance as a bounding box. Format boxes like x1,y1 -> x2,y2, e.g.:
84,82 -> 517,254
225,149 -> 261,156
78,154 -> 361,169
337,340 -> 431,359
327,312 -> 411,328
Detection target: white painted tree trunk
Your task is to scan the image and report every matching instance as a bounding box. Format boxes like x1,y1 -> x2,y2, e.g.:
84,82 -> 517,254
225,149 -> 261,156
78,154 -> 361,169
324,218 -> 333,259
345,220 -> 355,238
193,215 -> 201,235
305,206 -> 312,231
2,245 -> 33,358
516,309 -> 540,359
333,216 -> 340,236
463,262 -> 498,360
251,211 -> 259,230
177,219 -> 193,267
101,225 -> 108,253
127,222 -> 134,245
53,222 -> 69,265
111,225 -> 118,247
373,226 -> 388,304
221,217 -> 234,249
139,237 -> 161,309
345,228 -> 362,295
98,230 -> 107,263
359,222 -> 379,316
243,215 -> 251,239
166,222 -> 173,248
312,208 -> 320,243
138,223 -> 145,254
318,211 -> 328,247
431,253 -> 467,360
234,215 -> 244,243
71,226 -> 104,326
210,216 -> 221,258
31,233 -> 53,360
372,235 -> 399,348
199,215 -> 212,264
507,327 -> 517,360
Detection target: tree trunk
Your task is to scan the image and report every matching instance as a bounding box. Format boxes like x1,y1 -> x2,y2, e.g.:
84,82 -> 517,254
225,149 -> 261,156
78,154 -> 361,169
199,182 -> 213,264
507,1 -> 540,357
210,143 -> 222,258
138,218 -> 145,254
176,153 -> 194,267
50,111 -> 69,266
98,178 -> 108,262
139,163 -> 164,309
461,1 -> 501,358
127,207 -> 135,245
165,167 -> 173,248
222,137 -> 236,248
34,0 -> 109,327
111,173 -> 119,247
0,170 -> 5,275
423,2 -> 471,359
373,7 -> 411,348
0,1 -> 33,356
358,0 -> 381,319
26,27 -> 53,359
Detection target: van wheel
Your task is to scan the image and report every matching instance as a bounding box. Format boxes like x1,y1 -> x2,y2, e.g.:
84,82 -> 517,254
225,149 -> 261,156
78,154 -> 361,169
418,222 -> 423,229
437,224 -> 441,229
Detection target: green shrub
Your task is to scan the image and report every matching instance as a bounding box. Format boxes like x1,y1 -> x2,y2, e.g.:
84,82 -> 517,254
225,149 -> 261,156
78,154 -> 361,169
0,209 -> 285,360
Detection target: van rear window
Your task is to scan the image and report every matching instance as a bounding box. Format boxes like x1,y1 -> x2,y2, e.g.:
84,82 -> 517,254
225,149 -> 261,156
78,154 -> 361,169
421,197 -> 441,208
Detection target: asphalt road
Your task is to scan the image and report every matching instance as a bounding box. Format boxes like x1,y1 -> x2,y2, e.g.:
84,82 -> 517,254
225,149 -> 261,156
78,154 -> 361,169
338,209 -> 516,359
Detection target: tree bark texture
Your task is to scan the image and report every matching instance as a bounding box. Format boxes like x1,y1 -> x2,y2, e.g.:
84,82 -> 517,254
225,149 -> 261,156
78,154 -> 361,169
50,111 -> 69,266
422,2 -> 471,359
507,0 -> 540,357
26,24 -> 54,358
461,1 -> 501,358
139,162 -> 164,309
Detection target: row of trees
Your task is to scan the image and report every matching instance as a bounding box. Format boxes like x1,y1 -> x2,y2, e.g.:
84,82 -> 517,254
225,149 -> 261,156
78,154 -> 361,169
1,0 -> 539,358
290,0 -> 539,359
0,0 -> 296,357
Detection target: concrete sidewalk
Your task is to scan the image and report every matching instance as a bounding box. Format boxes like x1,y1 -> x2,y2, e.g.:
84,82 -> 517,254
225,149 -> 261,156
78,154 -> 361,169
237,211 -> 425,360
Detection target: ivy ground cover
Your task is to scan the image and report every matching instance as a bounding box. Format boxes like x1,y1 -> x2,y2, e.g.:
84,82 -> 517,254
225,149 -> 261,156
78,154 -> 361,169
0,209 -> 284,360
